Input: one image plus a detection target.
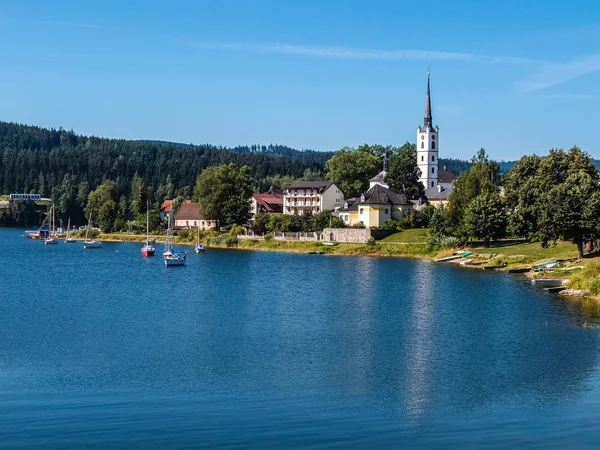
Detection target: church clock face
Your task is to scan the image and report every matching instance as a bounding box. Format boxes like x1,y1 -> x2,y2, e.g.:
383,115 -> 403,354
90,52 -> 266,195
421,135 -> 424,140
432,135 -> 435,140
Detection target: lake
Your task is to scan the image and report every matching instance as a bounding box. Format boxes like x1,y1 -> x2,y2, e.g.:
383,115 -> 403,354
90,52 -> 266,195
1,229 -> 600,448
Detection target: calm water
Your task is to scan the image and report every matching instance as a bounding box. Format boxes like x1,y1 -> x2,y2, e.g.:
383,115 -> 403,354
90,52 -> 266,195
2,229 -> 600,448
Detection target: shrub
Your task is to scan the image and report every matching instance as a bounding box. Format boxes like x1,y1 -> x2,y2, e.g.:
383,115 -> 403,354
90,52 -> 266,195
178,229 -> 191,240
229,224 -> 246,236
366,237 -> 377,247
264,233 -> 274,241
351,222 -> 366,229
225,236 -> 239,247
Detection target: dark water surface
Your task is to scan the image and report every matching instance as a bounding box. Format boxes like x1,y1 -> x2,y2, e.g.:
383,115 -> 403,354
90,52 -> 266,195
2,229 -> 600,448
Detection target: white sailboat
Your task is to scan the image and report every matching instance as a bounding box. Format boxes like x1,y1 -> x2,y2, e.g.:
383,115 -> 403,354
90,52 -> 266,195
195,224 -> 206,253
44,204 -> 58,245
163,213 -> 185,266
83,213 -> 102,249
141,201 -> 155,257
64,217 -> 76,243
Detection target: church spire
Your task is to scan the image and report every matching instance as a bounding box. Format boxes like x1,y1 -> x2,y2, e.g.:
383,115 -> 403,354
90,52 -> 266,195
424,69 -> 432,130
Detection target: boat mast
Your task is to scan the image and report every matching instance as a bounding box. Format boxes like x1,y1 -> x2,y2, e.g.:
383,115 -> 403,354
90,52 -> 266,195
85,213 -> 91,241
52,204 -> 55,236
146,200 -> 150,245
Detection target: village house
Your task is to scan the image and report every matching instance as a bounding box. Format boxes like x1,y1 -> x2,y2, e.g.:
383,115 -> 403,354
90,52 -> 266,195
336,176 -> 413,228
173,202 -> 217,230
160,199 -> 192,220
283,181 -> 343,215
250,192 -> 284,218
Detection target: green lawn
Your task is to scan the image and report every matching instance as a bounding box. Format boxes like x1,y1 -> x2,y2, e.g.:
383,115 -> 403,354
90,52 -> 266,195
471,240 -> 578,261
379,228 -> 429,243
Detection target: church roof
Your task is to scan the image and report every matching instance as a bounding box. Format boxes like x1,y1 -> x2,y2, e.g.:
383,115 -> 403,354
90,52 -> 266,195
438,169 -> 457,184
424,71 -> 433,130
360,184 -> 411,206
287,181 -> 334,193
369,170 -> 388,182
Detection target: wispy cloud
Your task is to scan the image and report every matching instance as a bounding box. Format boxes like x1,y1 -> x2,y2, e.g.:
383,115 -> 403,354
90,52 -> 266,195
518,55 -> 600,92
184,40 -> 535,65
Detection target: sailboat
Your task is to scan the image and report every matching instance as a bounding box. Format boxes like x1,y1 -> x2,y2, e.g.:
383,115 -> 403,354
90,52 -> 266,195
195,225 -> 206,253
141,202 -> 155,257
83,212 -> 102,249
64,217 -> 76,243
163,213 -> 185,266
44,204 -> 58,245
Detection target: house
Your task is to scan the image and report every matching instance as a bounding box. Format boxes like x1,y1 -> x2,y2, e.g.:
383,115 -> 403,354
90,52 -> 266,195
161,199 -> 191,220
160,200 -> 173,220
173,202 -> 217,230
250,193 -> 284,218
283,181 -> 343,215
337,184 -> 413,228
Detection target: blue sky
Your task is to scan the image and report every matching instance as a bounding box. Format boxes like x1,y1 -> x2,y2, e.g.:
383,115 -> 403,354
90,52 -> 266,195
0,0 -> 599,160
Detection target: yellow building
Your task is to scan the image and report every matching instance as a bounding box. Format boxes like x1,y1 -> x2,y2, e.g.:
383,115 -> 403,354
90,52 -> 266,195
337,184 -> 413,228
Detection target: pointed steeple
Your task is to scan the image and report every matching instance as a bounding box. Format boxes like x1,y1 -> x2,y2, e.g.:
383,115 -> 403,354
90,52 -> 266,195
424,69 -> 432,130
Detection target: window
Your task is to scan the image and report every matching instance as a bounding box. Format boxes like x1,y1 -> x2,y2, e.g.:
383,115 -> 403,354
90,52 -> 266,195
432,141 -> 436,150
431,181 -> 434,187
432,167 -> 435,174
384,208 -> 389,214
432,155 -> 435,162
421,155 -> 424,161
359,208 -> 364,214
186,220 -> 189,226
421,142 -> 424,149
194,221 -> 197,226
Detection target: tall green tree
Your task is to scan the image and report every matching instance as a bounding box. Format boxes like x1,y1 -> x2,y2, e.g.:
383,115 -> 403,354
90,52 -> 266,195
193,163 -> 253,230
463,191 -> 507,246
386,142 -> 424,199
85,181 -> 118,232
325,147 -> 380,197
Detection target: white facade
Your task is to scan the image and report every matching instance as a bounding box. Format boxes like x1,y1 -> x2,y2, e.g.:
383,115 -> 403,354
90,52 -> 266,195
417,126 -> 439,189
283,182 -> 343,215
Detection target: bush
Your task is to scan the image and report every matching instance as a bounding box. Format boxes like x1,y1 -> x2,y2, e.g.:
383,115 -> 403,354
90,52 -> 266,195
225,236 -> 239,247
366,237 -> 377,247
178,229 -> 192,240
351,222 -> 366,229
264,233 -> 274,241
229,224 -> 246,236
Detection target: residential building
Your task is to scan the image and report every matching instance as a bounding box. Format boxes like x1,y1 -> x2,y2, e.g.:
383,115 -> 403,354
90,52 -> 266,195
337,184 -> 413,228
416,71 -> 456,205
283,181 -> 343,215
173,202 -> 217,230
160,200 -> 173,220
250,193 -> 284,218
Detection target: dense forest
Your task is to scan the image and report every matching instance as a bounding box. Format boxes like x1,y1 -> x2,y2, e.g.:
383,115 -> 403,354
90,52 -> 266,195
0,122 -> 327,227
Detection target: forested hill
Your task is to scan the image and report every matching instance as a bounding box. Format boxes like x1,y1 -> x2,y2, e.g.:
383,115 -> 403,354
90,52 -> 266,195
0,121 -> 326,225
138,141 -> 334,167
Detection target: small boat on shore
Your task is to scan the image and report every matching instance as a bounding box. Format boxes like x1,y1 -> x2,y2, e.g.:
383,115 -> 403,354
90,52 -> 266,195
460,259 -> 473,265
533,260 -> 557,271
435,255 -> 462,262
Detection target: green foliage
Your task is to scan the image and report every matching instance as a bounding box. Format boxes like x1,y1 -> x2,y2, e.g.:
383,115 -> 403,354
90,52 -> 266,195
366,237 -> 377,247
264,233 -> 274,241
569,262 -> 600,294
463,191 -> 507,246
325,147 -> 380,197
505,147 -> 600,258
446,148 -> 500,235
329,216 -> 346,228
386,142 -> 424,199
225,236 -> 239,247
350,222 -> 366,229
193,163 -> 253,230
85,181 -> 118,233
229,224 -> 246,236
252,213 -> 270,235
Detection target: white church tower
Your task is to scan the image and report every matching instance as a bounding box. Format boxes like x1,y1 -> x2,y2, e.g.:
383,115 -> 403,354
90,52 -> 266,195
417,71 -> 439,190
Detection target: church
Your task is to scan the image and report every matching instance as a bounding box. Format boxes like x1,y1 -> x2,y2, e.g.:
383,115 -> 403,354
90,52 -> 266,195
416,72 -> 456,207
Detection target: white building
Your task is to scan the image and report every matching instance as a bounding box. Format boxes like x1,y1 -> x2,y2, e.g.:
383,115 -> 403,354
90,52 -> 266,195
283,181 -> 343,215
417,71 -> 456,205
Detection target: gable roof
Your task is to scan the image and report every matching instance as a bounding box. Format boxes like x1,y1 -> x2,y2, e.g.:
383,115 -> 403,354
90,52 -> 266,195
369,170 -> 387,182
287,180 -> 334,193
360,184 -> 411,206
438,169 -> 457,184
252,193 -> 284,213
160,200 -> 173,213
175,202 -> 205,220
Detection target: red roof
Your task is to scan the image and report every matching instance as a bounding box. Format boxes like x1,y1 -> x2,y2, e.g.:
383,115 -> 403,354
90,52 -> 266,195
160,200 -> 173,213
252,193 -> 284,213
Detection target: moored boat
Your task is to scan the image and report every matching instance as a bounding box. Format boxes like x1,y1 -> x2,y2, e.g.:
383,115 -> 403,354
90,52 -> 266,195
141,202 -> 155,257
194,226 -> 206,253
64,217 -> 77,243
44,204 -> 58,245
83,213 -> 102,249
163,212 -> 185,266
